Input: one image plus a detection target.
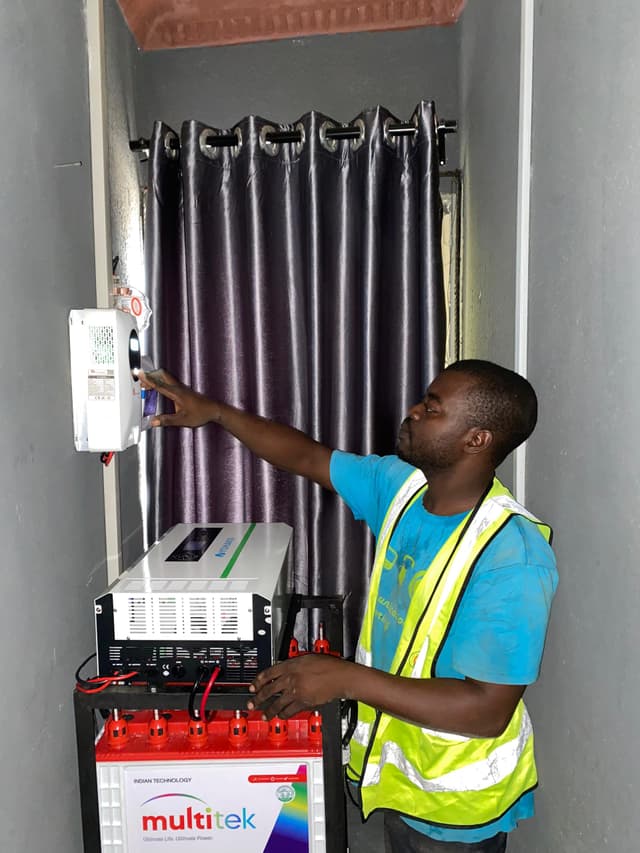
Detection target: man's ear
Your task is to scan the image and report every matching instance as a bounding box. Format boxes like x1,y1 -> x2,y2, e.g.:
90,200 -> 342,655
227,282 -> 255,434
464,428 -> 493,455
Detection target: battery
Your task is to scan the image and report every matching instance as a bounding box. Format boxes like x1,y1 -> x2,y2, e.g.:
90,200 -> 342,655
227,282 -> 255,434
95,709 -> 326,852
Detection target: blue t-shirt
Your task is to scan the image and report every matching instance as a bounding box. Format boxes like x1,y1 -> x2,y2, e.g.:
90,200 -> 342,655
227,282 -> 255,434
330,451 -> 558,843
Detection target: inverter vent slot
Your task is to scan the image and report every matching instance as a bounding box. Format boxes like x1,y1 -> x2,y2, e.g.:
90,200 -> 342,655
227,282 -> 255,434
226,650 -> 241,681
192,646 -> 209,661
157,597 -> 178,634
219,596 -> 239,635
122,580 -> 145,592
242,648 -> 259,680
187,597 -> 208,634
127,597 -> 148,634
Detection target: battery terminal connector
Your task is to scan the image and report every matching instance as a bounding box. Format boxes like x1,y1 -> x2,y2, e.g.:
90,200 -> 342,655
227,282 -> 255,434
268,716 -> 289,744
313,622 -> 330,654
188,714 -> 208,747
308,710 -> 323,741
106,708 -> 129,748
228,709 -> 249,745
147,709 -> 168,746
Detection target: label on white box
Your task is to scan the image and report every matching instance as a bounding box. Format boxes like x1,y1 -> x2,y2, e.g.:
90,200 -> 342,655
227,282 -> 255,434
121,760 -> 313,852
88,372 -> 116,400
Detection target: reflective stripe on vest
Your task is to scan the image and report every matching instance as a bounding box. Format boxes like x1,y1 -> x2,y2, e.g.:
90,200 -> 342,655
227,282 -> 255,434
355,467 -> 427,671
349,472 -> 551,827
361,707 -> 533,793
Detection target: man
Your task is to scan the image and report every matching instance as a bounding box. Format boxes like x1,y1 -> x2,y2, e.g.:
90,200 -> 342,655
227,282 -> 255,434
140,360 -> 557,853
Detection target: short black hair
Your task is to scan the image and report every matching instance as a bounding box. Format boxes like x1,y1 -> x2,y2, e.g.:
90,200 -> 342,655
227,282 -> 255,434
444,359 -> 538,465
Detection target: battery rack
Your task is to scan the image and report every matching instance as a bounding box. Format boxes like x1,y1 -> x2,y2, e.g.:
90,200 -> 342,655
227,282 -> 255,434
74,594 -> 348,853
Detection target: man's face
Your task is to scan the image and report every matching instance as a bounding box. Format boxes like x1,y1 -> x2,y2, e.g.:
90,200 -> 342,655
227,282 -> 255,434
396,371 -> 476,472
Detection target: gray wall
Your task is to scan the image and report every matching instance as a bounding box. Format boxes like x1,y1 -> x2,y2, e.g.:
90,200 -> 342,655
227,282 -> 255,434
459,0 -> 521,370
458,0 -> 522,489
519,1 -> 640,850
460,1 -> 640,851
134,26 -> 460,161
0,1 -> 106,851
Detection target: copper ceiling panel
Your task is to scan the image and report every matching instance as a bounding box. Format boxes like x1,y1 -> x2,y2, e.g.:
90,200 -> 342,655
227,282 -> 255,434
117,0 -> 466,51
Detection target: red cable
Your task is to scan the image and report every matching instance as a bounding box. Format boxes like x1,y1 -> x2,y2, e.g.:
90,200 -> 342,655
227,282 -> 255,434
199,666 -> 221,721
76,671 -> 139,694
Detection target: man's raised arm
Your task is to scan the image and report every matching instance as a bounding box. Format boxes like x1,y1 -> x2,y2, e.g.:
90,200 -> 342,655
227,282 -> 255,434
139,369 -> 334,491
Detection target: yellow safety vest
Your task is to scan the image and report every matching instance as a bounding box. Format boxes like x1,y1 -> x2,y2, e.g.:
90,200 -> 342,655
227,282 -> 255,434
347,470 -> 552,828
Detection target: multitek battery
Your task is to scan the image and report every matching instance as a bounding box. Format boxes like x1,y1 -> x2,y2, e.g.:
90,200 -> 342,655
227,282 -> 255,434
95,709 -> 326,853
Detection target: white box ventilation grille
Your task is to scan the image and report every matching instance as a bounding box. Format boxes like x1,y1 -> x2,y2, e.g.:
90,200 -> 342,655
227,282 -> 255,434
89,325 -> 115,366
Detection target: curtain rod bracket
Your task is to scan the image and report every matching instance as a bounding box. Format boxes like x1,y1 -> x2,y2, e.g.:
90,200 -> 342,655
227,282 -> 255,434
129,137 -> 150,152
437,120 -> 457,166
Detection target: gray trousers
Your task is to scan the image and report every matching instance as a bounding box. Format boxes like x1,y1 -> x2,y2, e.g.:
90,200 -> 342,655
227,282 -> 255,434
383,812 -> 508,853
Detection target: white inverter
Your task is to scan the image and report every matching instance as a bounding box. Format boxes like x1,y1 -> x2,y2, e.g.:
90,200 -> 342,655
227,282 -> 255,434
95,522 -> 293,686
69,308 -> 143,452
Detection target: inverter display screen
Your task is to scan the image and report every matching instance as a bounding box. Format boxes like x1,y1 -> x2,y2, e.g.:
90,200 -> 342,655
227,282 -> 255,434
166,528 -> 223,562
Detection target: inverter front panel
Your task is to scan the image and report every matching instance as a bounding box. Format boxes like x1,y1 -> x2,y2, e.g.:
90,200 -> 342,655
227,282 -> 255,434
95,523 -> 293,685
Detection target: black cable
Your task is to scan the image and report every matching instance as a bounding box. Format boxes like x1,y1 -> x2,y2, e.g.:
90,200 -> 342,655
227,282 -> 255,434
188,670 -> 206,721
75,652 -> 108,689
75,651 -> 139,695
75,653 -> 111,721
341,699 -> 358,748
344,766 -> 362,810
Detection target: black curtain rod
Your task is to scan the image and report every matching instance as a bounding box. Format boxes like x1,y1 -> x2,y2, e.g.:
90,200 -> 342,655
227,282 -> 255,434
130,119 -> 457,164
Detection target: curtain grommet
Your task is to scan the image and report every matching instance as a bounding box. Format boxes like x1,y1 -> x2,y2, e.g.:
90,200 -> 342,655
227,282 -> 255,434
295,122 -> 306,155
319,120 -> 338,152
350,118 -> 365,151
259,124 -> 280,156
411,111 -> 419,147
231,127 -> 242,158
383,117 -> 398,149
164,130 -> 179,161
199,127 -> 220,160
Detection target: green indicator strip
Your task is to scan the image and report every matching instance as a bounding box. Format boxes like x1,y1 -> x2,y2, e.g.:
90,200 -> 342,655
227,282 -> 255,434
220,523 -> 257,578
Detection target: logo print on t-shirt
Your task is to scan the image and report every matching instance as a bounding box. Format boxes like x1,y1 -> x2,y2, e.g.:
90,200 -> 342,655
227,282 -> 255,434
397,554 -> 415,587
383,545 -> 398,571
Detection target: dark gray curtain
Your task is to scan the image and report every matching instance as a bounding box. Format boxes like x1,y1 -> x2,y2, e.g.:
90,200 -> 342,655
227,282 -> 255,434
145,101 -> 445,654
